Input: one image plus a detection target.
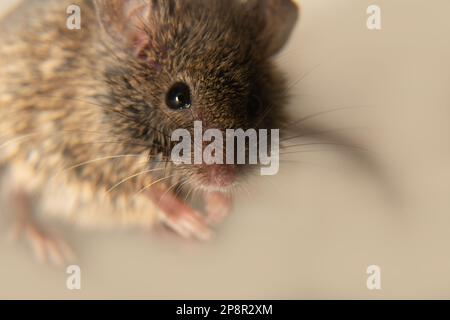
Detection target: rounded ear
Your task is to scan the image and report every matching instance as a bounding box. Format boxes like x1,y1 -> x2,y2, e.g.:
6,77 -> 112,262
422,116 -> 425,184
93,0 -> 153,55
246,0 -> 300,57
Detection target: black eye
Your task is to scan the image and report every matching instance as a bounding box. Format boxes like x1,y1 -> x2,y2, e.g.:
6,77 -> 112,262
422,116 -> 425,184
166,82 -> 192,110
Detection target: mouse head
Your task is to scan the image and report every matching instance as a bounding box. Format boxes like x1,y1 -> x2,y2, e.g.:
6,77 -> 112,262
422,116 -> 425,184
93,0 -> 299,190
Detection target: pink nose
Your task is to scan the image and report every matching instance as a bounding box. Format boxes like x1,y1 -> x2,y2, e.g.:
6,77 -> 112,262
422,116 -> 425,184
204,165 -> 236,187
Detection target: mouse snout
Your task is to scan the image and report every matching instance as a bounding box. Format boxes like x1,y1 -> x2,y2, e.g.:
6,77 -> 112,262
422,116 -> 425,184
199,164 -> 236,188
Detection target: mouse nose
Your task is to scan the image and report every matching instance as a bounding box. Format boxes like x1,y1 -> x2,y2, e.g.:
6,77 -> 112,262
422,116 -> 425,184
202,164 -> 236,188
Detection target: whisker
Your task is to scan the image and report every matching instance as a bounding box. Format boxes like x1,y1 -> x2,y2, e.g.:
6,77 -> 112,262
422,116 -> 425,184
279,148 -> 366,156
156,176 -> 191,207
254,64 -> 321,128
29,94 -> 171,138
107,167 -> 169,194
281,142 -> 366,151
281,106 -> 371,131
63,154 -> 144,172
0,133 -> 41,150
286,64 -> 321,90
136,174 -> 179,195
184,178 -> 196,203
0,134 -> 167,161
0,127 -> 168,155
176,175 -> 193,194
280,126 -> 366,142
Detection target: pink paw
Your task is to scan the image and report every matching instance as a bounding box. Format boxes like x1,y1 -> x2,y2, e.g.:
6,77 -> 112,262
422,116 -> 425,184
10,221 -> 76,267
148,187 -> 213,241
204,192 -> 233,226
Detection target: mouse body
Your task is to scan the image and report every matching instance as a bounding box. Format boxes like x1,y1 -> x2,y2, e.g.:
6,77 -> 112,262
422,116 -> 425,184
0,0 -> 299,265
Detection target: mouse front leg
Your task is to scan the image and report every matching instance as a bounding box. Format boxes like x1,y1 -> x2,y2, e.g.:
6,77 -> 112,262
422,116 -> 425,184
8,190 -> 75,267
147,187 -> 213,241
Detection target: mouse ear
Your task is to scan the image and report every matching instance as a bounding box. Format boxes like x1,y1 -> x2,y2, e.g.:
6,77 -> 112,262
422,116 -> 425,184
246,0 -> 300,57
93,0 -> 154,57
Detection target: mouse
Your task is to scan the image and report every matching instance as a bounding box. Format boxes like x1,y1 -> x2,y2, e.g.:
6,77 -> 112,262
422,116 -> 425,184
0,0 -> 301,265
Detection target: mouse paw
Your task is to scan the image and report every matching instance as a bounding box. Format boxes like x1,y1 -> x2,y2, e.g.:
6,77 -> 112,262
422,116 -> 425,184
204,192 -> 233,226
159,206 -> 212,241
148,188 -> 213,241
9,221 -> 76,267
8,189 -> 76,267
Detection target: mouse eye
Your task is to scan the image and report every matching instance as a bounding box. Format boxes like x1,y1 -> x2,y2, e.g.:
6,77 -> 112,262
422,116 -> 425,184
166,82 -> 192,110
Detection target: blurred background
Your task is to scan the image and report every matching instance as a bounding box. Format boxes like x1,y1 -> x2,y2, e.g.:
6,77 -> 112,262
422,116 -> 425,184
1,0 -> 450,299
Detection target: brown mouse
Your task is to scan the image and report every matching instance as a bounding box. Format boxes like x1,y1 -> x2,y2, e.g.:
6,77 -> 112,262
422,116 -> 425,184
0,0 -> 300,265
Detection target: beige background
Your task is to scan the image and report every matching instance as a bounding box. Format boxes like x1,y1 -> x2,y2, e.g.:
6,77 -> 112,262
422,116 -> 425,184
1,0 -> 450,299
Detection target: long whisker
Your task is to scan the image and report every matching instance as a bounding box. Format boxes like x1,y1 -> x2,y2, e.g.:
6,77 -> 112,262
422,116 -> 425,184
32,94 -> 134,120
0,133 -> 41,150
286,64 -> 321,90
281,106 -> 371,131
281,126 -> 366,142
29,94 -> 171,138
156,176 -> 191,207
279,148 -> 365,156
0,131 -> 168,162
281,142 -> 366,151
254,64 -> 321,128
176,175 -> 193,195
136,174 -> 179,195
184,177 -> 197,203
107,167 -> 169,194
63,154 -> 144,172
